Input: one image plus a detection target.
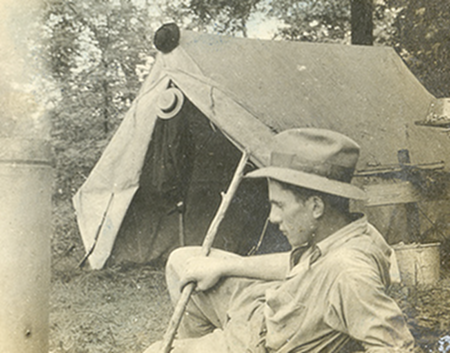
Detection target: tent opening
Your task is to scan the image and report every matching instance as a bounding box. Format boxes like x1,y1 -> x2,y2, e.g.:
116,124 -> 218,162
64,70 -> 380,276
107,95 -> 289,266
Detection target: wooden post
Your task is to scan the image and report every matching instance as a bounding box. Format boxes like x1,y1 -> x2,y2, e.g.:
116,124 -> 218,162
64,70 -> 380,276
398,149 -> 421,243
177,201 -> 185,247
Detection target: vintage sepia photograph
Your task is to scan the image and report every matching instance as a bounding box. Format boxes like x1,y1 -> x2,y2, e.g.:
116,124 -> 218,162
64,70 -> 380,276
1,0 -> 449,352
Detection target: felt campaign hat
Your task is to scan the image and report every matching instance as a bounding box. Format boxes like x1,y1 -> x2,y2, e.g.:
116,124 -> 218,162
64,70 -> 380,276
156,87 -> 184,119
246,128 -> 367,200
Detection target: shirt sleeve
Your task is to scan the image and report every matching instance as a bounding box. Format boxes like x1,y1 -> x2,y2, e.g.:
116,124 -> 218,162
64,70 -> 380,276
325,269 -> 414,353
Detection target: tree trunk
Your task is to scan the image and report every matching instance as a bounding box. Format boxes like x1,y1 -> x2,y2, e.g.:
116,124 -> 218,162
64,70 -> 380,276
351,0 -> 373,45
102,77 -> 109,134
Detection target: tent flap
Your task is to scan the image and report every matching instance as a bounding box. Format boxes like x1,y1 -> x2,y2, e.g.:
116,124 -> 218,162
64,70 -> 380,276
73,77 -> 171,269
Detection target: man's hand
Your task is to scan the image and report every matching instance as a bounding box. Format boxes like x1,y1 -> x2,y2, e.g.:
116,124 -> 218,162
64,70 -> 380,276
180,256 -> 228,292
172,248 -> 289,295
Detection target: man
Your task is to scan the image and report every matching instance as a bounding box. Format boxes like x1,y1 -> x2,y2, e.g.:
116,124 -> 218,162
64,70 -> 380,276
145,128 -> 414,353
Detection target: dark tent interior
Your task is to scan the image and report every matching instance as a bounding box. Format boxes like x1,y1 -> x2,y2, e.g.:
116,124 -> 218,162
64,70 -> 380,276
108,96 -> 290,266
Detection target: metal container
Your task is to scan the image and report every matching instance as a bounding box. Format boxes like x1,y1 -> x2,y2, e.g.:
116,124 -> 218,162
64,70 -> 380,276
0,138 -> 52,353
393,242 -> 440,286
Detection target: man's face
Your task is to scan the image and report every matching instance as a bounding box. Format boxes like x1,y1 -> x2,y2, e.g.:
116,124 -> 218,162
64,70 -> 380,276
268,180 -> 316,248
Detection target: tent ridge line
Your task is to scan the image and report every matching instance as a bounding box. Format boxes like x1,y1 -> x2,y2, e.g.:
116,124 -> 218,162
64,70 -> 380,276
164,68 -> 268,125
133,73 -> 171,103
166,70 -> 270,167
177,44 -> 208,79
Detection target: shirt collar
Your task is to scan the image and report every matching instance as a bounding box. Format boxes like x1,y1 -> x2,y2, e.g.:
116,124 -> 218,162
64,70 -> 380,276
314,213 -> 367,260
289,213 -> 367,269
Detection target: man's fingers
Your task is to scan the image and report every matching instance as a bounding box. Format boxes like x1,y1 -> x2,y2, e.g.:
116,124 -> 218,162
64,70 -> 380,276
179,279 -> 196,293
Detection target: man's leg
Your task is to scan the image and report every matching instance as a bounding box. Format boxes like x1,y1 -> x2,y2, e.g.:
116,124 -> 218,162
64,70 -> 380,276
165,246 -> 246,338
144,246 -> 274,353
143,329 -> 228,353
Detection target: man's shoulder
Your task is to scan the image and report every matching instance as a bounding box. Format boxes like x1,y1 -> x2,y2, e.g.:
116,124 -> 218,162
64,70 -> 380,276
321,246 -> 373,273
320,234 -> 384,275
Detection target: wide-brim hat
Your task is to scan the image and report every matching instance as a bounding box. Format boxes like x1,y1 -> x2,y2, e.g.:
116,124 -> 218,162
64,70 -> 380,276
246,128 -> 367,200
156,87 -> 184,119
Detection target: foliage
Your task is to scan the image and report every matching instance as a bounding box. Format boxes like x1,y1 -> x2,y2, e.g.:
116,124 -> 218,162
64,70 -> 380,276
43,0 -> 157,201
267,0 -> 450,95
42,0 -> 450,263
387,0 -> 450,97
44,0 -> 450,202
268,0 -> 351,43
164,0 -> 262,36
170,0 -> 450,96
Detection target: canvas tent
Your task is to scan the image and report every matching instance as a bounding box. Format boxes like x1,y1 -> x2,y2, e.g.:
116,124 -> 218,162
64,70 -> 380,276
74,26 -> 450,270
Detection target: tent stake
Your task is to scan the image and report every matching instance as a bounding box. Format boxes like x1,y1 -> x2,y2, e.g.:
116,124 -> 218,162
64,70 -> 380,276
159,151 -> 249,353
177,201 -> 185,247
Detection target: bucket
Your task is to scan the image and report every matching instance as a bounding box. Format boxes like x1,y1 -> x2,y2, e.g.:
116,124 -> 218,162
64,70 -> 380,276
392,242 -> 440,286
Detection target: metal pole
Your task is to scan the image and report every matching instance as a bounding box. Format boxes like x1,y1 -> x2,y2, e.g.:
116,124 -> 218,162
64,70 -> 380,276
0,140 -> 52,353
0,1 -> 50,352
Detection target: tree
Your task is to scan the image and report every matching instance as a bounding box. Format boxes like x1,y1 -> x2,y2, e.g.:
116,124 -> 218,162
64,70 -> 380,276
43,0 -> 157,200
269,0 -> 351,43
164,0 -> 262,37
172,0 -> 450,97
351,0 -> 373,45
387,0 -> 450,97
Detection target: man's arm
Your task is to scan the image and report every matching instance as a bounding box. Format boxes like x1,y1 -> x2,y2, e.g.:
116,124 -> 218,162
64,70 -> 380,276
326,269 -> 414,352
179,250 -> 290,292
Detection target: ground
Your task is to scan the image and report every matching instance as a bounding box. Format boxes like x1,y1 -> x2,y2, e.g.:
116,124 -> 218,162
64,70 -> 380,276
50,200 -> 450,353
50,262 -> 171,353
50,200 -> 171,353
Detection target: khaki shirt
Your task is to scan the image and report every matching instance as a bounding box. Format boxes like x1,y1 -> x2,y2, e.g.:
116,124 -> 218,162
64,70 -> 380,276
262,214 -> 414,353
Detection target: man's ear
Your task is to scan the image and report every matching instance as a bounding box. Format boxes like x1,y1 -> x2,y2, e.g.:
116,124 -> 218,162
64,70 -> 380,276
309,196 -> 325,219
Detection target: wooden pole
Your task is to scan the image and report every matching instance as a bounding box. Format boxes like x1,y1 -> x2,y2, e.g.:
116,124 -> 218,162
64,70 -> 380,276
398,149 -> 421,243
160,151 -> 249,353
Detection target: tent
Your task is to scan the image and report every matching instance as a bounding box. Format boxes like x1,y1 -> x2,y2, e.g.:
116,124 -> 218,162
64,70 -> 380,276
74,25 -> 450,270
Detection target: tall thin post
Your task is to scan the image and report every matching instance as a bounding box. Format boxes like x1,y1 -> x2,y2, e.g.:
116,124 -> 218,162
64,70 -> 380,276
398,149 -> 421,243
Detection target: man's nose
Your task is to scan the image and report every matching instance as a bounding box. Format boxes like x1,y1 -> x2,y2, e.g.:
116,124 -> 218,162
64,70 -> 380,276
269,207 -> 281,225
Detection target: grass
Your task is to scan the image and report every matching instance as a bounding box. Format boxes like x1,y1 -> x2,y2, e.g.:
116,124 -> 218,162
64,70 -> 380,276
50,198 -> 171,353
50,263 -> 171,353
49,198 -> 450,352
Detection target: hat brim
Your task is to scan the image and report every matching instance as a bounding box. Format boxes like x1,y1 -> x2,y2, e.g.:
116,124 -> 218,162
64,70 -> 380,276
157,89 -> 184,119
246,166 -> 367,200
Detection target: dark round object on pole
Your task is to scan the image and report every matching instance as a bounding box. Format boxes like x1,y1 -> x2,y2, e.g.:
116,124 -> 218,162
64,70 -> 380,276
154,23 -> 180,53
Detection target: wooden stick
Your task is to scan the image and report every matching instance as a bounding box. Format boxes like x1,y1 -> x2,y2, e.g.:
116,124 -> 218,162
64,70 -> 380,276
160,151 -> 249,353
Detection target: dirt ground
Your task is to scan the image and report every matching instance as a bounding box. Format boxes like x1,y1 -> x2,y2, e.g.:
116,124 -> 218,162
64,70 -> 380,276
50,201 -> 450,353
50,200 -> 171,353
50,262 -> 171,353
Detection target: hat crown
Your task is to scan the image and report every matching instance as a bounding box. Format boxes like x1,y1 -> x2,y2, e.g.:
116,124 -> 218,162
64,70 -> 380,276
270,128 -> 360,183
246,128 -> 366,200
